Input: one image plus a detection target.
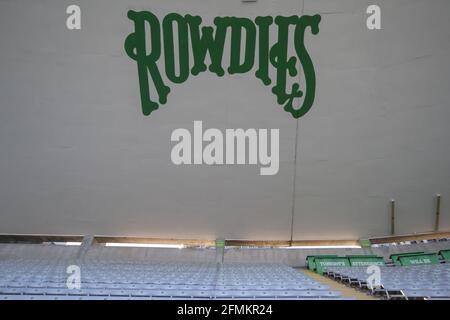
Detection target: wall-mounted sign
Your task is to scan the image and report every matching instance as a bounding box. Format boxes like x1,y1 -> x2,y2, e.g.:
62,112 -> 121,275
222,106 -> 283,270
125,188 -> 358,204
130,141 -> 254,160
125,11 -> 321,118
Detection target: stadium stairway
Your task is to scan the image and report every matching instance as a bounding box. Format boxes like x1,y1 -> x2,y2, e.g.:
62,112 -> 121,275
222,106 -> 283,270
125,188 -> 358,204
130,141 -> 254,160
300,269 -> 376,300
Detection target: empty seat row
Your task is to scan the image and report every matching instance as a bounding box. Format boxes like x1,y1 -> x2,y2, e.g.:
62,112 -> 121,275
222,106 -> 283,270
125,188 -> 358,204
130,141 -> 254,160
0,258 -> 341,300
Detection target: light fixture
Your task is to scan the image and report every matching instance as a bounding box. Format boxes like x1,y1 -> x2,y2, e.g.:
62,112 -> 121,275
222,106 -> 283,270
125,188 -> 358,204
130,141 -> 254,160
52,241 -> 82,246
280,245 -> 362,249
104,243 -> 185,249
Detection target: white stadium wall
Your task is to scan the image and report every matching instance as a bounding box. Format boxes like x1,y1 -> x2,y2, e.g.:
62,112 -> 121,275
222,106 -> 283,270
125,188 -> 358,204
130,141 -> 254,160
0,0 -> 449,240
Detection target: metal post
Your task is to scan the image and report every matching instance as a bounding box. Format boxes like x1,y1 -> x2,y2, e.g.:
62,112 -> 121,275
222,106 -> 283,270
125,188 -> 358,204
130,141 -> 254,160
435,194 -> 441,231
215,239 -> 225,265
391,199 -> 395,235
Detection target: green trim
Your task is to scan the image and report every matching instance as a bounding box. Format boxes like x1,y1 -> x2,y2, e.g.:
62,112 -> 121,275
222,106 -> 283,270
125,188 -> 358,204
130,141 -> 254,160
359,239 -> 372,248
215,239 -> 225,248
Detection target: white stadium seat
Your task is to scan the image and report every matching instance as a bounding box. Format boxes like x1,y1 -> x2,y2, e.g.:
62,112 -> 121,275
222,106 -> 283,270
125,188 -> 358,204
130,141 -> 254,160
0,256 -> 342,300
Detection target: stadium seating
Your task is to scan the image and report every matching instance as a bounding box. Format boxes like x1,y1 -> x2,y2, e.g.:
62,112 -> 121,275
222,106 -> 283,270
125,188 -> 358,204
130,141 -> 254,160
2,243 -> 449,300
0,258 -> 343,300
325,262 -> 450,300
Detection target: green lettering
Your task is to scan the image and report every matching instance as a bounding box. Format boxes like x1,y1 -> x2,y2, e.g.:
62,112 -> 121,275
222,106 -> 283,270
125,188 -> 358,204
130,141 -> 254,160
162,13 -> 190,83
228,17 -> 256,75
124,10 -> 170,116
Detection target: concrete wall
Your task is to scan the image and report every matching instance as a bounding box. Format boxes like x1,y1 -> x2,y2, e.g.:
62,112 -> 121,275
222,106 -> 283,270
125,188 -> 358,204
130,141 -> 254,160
0,0 -> 449,240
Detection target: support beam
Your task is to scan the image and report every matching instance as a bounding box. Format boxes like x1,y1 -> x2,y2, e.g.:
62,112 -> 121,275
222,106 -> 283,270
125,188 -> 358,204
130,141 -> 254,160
0,234 -> 83,244
76,235 -> 96,260
370,230 -> 450,244
390,199 -> 396,235
94,236 -> 215,247
225,239 -> 359,247
435,194 -> 441,231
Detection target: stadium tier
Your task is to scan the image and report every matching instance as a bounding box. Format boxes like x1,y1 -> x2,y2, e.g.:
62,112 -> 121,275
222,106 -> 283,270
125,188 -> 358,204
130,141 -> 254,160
0,260 -> 343,300
321,250 -> 450,300
0,240 -> 449,300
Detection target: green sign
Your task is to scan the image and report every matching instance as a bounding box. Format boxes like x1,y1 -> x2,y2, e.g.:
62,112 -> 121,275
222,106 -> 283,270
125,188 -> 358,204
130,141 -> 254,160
390,252 -> 424,266
306,255 -> 338,271
347,255 -> 385,266
314,257 -> 350,275
439,249 -> 450,261
125,11 -> 321,118
398,253 -> 439,266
